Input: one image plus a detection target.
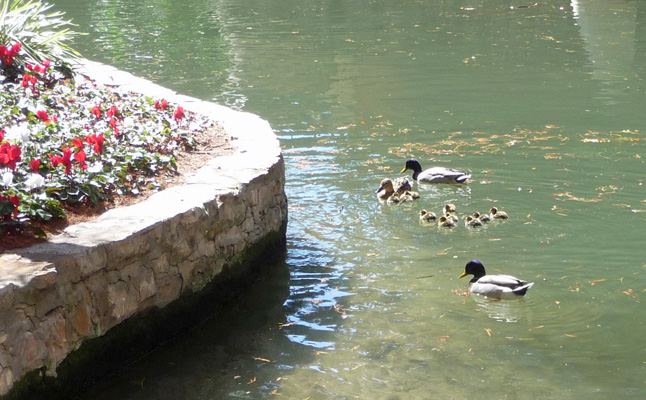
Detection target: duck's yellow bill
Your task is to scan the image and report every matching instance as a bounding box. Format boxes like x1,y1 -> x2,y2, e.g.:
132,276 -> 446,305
400,167 -> 408,173
458,272 -> 468,279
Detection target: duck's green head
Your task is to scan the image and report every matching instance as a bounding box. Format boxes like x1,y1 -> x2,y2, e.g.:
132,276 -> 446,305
459,260 -> 486,279
401,158 -> 422,174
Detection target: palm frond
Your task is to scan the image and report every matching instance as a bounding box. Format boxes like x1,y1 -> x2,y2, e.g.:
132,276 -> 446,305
0,0 -> 83,66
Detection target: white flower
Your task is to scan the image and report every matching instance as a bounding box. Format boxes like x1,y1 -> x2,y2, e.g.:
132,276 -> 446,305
4,123 -> 30,142
25,173 -> 45,190
87,161 -> 104,174
2,171 -> 14,186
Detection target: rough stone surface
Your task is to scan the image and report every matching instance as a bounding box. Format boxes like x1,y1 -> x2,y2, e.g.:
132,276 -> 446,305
0,60 -> 287,396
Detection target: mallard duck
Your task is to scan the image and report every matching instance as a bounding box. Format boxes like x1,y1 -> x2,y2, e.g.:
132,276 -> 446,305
489,207 -> 509,220
458,260 -> 534,299
400,158 -> 471,184
438,215 -> 457,228
473,211 -> 491,223
465,215 -> 483,228
419,209 -> 437,222
376,178 -> 396,200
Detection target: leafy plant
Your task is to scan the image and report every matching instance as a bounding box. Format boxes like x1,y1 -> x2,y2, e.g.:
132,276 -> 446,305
0,0 -> 82,70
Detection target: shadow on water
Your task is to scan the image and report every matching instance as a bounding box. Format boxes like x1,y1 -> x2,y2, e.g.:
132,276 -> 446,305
71,261 -> 293,400
63,239 -> 352,400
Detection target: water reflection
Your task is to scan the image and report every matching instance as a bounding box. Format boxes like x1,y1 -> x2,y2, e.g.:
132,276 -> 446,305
572,0 -> 641,105
49,0 -> 646,398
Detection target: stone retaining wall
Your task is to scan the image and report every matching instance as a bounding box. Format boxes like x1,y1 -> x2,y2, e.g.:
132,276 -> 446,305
0,60 -> 287,397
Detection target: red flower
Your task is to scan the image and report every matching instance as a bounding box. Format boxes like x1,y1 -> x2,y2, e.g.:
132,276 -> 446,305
154,99 -> 168,110
30,159 -> 41,173
72,137 -> 84,149
0,142 -> 21,170
91,105 -> 101,119
9,43 -> 21,57
0,195 -> 20,220
109,117 -> 118,128
0,129 -> 4,142
85,133 -> 105,154
106,106 -> 119,118
36,110 -> 51,123
74,150 -> 87,167
41,59 -> 51,70
174,106 -> 185,121
49,154 -> 60,167
61,147 -> 72,174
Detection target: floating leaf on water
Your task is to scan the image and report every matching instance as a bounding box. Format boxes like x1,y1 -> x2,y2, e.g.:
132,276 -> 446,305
253,357 -> 271,363
484,328 -> 492,337
589,279 -> 606,286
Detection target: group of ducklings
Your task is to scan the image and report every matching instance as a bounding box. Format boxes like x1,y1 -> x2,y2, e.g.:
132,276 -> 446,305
419,204 -> 508,228
376,177 -> 420,204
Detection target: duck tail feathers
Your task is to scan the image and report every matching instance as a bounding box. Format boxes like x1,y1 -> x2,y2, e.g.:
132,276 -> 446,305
456,173 -> 472,183
513,282 -> 534,296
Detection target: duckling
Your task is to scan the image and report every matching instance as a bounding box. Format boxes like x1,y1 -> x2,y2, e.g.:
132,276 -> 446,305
394,190 -> 419,203
419,209 -> 437,222
489,207 -> 509,220
465,215 -> 483,228
444,203 -> 457,214
473,211 -> 491,223
458,260 -> 534,300
400,158 -> 471,184
438,215 -> 457,228
444,212 -> 459,224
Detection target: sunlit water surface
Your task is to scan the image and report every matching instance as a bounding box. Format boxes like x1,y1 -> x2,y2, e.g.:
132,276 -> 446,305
54,0 -> 646,398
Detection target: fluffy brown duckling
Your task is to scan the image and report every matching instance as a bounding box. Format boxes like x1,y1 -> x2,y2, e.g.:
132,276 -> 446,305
419,209 -> 437,222
489,207 -> 509,220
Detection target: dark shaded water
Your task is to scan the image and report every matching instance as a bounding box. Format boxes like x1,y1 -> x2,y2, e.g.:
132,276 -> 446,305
54,0 -> 646,398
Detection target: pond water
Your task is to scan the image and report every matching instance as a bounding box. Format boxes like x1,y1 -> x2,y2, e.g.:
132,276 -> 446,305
55,0 -> 646,398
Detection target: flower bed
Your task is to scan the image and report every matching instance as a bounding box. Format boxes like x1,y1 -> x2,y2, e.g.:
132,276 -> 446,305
1,41 -> 230,250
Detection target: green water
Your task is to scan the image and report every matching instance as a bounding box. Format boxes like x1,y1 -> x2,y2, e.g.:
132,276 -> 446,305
55,0 -> 646,398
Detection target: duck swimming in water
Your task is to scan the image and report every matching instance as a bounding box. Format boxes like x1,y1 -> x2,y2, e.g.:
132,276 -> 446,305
465,215 -> 483,228
419,209 -> 437,222
438,215 -> 457,228
444,203 -> 457,214
489,207 -> 509,220
376,177 -> 413,201
458,260 -> 534,300
473,211 -> 491,223
400,158 -> 471,184
376,178 -> 396,200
